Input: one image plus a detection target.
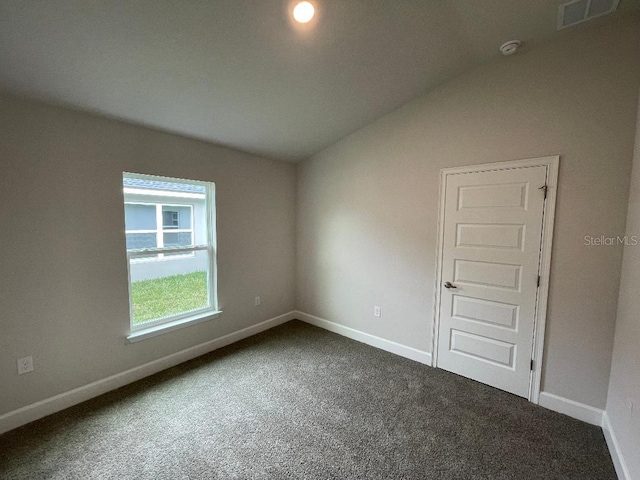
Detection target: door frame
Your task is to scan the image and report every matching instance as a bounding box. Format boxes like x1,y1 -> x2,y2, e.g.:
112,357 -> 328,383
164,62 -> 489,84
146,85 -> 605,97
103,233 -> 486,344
431,155 -> 560,404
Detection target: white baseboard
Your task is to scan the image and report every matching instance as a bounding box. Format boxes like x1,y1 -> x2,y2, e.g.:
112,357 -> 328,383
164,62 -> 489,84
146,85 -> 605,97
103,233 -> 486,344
602,412 -> 631,480
0,311 -> 297,435
295,311 -> 432,366
537,391 -> 604,426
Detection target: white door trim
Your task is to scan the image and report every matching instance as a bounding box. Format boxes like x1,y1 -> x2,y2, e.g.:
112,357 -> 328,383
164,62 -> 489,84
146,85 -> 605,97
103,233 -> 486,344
431,155 -> 560,404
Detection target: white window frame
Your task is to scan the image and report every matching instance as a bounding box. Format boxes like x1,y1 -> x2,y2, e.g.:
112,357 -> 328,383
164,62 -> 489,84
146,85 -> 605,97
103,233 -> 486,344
123,172 -> 220,342
125,202 -> 195,261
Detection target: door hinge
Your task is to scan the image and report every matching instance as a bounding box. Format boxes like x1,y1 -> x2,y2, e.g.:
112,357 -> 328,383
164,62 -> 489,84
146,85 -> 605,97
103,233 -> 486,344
539,184 -> 548,199
530,359 -> 534,371
537,275 -> 541,287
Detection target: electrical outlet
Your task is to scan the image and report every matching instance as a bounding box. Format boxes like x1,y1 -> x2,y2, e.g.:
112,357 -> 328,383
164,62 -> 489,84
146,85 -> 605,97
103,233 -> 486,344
255,296 -> 261,306
628,398 -> 635,422
374,306 -> 381,317
17,356 -> 33,375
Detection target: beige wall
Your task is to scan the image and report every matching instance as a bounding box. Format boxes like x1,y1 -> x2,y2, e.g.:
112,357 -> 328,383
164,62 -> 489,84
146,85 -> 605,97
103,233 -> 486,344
0,94 -> 296,415
296,16 -> 640,408
606,85 -> 640,478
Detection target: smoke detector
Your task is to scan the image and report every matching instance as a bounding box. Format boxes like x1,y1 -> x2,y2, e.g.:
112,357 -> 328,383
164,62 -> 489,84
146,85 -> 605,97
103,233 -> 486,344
558,0 -> 619,29
500,40 -> 521,56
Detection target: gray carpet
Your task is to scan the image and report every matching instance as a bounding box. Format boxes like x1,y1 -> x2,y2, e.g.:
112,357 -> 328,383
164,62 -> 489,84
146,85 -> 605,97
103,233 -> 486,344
0,320 -> 615,479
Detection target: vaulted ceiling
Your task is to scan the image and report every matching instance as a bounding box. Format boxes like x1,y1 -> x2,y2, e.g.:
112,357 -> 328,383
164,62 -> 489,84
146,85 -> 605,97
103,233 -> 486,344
1,0 -> 638,161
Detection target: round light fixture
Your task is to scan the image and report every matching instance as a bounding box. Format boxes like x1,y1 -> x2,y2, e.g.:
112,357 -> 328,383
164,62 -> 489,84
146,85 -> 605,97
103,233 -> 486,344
500,40 -> 521,56
293,1 -> 315,23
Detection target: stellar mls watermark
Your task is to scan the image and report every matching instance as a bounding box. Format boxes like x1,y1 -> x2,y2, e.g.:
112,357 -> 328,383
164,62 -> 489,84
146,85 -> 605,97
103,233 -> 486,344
584,235 -> 638,246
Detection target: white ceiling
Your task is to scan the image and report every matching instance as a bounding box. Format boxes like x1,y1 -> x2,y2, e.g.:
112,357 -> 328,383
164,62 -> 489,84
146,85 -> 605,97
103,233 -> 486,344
1,0 -> 638,161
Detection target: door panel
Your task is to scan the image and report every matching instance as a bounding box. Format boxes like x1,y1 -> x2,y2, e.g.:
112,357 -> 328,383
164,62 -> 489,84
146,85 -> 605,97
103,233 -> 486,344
454,259 -> 522,290
450,330 -> 515,367
437,166 -> 546,398
451,295 -> 519,330
456,223 -> 525,250
457,183 -> 528,210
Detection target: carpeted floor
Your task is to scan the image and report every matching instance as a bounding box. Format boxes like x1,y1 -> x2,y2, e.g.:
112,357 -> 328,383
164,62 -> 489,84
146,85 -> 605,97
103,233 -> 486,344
0,320 -> 615,479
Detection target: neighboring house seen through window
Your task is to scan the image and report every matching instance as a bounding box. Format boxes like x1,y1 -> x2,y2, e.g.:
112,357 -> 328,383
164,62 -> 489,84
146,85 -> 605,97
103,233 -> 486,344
123,173 -> 219,338
125,203 -> 194,255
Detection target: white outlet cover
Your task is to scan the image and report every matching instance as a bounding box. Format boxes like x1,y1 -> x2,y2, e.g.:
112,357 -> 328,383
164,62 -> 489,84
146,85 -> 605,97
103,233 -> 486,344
255,296 -> 261,306
374,306 -> 381,317
17,356 -> 34,374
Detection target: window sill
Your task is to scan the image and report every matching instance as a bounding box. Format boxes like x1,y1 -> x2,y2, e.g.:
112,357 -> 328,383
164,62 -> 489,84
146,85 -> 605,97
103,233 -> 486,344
127,310 -> 222,343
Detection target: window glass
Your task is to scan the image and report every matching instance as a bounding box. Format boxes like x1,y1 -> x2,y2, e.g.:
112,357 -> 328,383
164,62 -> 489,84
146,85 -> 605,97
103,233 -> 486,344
125,204 -> 156,230
123,173 -> 217,331
125,233 -> 157,250
162,210 -> 178,229
128,251 -> 210,325
163,232 -> 192,247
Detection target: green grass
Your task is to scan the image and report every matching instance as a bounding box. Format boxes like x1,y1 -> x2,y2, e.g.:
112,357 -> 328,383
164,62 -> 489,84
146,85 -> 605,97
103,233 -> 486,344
131,271 -> 208,325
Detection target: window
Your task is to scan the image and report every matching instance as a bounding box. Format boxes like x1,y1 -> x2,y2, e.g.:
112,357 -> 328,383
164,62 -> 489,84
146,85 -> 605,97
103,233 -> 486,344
125,203 -> 194,257
123,173 -> 219,340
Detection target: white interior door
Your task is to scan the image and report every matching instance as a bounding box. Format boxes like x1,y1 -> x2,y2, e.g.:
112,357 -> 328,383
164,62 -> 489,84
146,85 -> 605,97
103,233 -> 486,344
436,165 -> 547,398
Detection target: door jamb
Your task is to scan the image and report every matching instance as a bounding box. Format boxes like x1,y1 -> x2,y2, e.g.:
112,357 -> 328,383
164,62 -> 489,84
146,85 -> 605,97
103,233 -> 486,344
430,155 -> 560,404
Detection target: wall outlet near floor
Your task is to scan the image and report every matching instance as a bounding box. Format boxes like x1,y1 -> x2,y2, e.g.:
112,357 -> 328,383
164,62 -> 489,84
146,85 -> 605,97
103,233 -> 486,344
373,306 -> 381,317
17,356 -> 33,375
628,398 -> 634,421
254,296 -> 261,306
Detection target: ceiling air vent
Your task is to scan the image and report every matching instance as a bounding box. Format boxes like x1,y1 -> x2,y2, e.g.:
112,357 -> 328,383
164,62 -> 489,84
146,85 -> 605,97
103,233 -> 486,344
558,0 -> 619,29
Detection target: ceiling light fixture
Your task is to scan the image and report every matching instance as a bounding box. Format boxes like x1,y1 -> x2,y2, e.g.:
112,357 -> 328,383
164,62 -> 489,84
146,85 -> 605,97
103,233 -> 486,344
293,1 -> 315,24
500,40 -> 521,56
